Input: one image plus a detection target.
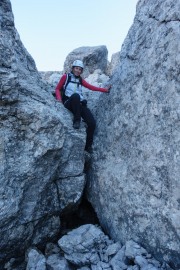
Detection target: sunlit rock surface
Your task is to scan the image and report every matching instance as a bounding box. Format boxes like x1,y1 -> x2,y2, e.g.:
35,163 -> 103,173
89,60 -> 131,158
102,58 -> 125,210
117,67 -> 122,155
87,0 -> 180,268
0,0 -> 86,265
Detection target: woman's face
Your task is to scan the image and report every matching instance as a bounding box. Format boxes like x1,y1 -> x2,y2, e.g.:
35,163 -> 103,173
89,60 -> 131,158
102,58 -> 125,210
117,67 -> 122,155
72,66 -> 83,77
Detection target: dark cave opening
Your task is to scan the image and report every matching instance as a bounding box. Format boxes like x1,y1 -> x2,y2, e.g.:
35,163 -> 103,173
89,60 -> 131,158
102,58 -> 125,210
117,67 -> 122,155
59,194 -> 100,237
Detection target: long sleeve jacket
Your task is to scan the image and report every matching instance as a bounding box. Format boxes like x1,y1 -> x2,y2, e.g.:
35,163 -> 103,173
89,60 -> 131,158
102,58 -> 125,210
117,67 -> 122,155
55,74 -> 108,102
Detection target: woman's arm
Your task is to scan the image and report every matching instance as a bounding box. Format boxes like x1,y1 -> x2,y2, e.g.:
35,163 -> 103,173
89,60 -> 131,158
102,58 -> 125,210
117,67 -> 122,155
82,79 -> 111,93
55,74 -> 67,101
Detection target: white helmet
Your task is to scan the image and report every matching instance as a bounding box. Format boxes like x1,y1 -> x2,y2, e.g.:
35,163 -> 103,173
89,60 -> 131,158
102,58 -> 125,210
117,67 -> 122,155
72,60 -> 84,69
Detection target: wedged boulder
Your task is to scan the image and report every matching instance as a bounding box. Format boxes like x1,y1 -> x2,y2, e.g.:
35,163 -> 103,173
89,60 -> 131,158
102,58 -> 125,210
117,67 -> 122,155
86,0 -> 180,268
63,45 -> 108,78
0,0 -> 86,265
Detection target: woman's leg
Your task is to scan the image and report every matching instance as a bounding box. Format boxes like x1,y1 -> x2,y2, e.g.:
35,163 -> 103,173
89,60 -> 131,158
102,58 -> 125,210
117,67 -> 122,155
81,106 -> 96,151
64,93 -> 81,128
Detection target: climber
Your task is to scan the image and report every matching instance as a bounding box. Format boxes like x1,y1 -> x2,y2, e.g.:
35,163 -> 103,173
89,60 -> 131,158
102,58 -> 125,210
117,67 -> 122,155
55,59 -> 111,153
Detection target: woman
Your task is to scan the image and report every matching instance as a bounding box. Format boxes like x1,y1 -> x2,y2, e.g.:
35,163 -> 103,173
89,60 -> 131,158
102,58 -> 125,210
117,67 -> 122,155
55,60 -> 111,152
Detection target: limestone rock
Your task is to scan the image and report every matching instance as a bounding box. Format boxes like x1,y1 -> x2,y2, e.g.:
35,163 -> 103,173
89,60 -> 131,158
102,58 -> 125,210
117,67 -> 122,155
125,240 -> 148,259
109,246 -> 127,270
46,254 -> 72,270
22,225 -> 172,270
0,0 -> 86,266
40,71 -> 63,95
58,224 -> 107,266
26,249 -> 46,270
86,0 -> 180,268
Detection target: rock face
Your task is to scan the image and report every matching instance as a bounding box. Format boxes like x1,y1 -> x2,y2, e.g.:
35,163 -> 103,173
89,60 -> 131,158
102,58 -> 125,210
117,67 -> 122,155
40,71 -> 63,94
63,45 -> 108,78
0,0 -> 86,266
87,0 -> 180,269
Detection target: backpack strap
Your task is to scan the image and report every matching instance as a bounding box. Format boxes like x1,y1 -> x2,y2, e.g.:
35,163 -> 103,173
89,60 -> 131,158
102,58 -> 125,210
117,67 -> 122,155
65,73 -> 82,88
79,76 -> 82,87
63,73 -> 71,90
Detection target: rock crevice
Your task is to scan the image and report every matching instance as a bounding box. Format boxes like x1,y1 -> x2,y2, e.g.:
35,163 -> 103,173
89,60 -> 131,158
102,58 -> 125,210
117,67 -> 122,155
0,0 -> 179,269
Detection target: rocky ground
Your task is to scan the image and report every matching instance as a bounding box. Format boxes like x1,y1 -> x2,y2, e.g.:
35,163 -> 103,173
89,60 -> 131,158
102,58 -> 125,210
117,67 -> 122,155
5,224 -> 173,270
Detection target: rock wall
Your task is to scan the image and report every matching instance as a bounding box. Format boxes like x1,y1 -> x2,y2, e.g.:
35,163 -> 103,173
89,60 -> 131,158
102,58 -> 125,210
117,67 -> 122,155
0,0 -> 86,265
87,0 -> 180,269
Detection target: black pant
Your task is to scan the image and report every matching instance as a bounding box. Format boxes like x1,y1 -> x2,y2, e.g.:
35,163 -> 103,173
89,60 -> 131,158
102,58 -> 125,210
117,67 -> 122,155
64,93 -> 96,150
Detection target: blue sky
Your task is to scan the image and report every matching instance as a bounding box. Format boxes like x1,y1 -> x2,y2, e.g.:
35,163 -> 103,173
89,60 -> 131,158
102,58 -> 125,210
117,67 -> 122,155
10,0 -> 138,71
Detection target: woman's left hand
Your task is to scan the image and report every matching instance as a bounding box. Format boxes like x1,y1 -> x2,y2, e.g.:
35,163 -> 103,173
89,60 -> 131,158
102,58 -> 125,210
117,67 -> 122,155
106,85 -> 112,93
